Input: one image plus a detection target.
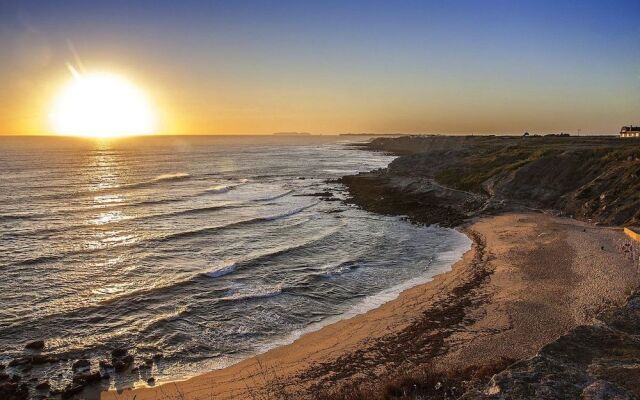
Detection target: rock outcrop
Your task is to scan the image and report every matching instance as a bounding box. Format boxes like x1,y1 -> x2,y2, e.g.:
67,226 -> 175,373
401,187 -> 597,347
350,135 -> 640,227
462,292 -> 640,399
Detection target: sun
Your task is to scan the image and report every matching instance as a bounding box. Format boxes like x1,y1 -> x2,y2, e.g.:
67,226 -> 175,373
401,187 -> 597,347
50,71 -> 156,138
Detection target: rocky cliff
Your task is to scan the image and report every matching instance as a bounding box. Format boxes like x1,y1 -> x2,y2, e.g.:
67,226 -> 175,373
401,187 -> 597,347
339,135 -> 640,399
344,135 -> 640,227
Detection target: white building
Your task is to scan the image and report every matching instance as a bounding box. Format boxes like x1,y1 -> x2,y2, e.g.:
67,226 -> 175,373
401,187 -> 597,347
620,126 -> 640,138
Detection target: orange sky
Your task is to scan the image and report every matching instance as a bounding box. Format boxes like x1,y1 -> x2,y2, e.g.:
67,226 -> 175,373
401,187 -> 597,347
1,1 -> 638,136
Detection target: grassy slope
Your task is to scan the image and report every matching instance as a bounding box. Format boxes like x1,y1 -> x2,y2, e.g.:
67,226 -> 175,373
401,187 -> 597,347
368,135 -> 640,226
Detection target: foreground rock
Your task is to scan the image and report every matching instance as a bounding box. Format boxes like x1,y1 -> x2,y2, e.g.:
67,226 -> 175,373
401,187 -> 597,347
111,348 -> 135,372
462,292 -> 640,399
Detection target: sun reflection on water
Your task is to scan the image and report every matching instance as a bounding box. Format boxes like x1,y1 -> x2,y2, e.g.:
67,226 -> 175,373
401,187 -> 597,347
91,210 -> 130,225
84,143 -> 139,247
88,150 -> 122,191
93,194 -> 125,204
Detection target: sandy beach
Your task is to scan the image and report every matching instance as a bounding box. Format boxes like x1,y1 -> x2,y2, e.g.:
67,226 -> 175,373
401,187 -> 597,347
102,212 -> 638,399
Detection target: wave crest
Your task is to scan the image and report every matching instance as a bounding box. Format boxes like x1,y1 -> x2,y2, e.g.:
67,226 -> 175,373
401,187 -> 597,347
125,172 -> 191,189
221,284 -> 283,301
204,261 -> 237,278
205,185 -> 236,194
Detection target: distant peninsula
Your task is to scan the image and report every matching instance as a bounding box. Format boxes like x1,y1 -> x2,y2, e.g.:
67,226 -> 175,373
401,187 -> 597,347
272,132 -> 312,136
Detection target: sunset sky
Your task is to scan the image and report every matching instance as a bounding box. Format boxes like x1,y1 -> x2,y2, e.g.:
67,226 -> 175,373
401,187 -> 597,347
1,0 -> 638,136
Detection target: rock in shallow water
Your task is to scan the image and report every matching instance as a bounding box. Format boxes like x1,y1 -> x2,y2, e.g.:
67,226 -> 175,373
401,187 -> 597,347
113,355 -> 134,372
111,348 -> 128,358
24,340 -> 45,350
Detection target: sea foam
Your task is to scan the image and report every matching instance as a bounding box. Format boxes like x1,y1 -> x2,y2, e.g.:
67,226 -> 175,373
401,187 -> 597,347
205,261 -> 237,278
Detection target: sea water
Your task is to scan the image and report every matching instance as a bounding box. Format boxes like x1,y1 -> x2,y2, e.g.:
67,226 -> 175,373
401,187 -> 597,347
0,135 -> 470,390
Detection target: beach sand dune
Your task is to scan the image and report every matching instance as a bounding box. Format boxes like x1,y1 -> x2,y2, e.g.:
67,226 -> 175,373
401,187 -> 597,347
102,212 -> 638,399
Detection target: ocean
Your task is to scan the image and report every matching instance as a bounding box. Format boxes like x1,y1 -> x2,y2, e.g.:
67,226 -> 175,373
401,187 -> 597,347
0,135 -> 470,391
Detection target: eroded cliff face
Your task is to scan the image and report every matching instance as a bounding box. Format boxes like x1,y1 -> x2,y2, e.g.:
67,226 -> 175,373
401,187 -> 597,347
347,135 -> 640,227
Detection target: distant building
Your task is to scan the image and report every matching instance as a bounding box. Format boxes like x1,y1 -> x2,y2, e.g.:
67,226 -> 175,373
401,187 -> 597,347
620,126 -> 640,138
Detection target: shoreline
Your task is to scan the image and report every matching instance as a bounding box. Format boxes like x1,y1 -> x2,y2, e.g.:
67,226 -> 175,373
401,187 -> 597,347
101,224 -> 481,400
98,224 -> 472,399
101,135 -> 640,399
102,211 -> 638,399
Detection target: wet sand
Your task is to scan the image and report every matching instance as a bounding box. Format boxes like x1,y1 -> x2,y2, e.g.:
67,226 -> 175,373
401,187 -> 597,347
102,212 -> 638,400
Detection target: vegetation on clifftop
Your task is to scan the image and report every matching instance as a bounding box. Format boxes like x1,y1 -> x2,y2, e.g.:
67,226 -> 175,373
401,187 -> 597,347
365,135 -> 640,226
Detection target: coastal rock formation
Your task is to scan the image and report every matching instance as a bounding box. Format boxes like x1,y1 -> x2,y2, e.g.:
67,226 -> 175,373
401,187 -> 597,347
112,349 -> 135,372
24,340 -> 45,350
462,292 -> 640,399
351,135 -> 640,226
339,172 -> 483,227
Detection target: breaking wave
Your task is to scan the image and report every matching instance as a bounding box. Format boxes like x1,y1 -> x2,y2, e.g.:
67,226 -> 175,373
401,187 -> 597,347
220,284 -> 283,301
254,190 -> 294,202
204,261 -> 237,278
205,184 -> 236,194
123,172 -> 191,189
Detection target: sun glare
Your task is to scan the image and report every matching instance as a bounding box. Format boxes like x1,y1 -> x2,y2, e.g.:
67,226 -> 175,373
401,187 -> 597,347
50,72 -> 156,138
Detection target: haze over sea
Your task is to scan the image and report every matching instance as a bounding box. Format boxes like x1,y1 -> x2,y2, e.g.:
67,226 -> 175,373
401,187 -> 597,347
0,135 -> 469,389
